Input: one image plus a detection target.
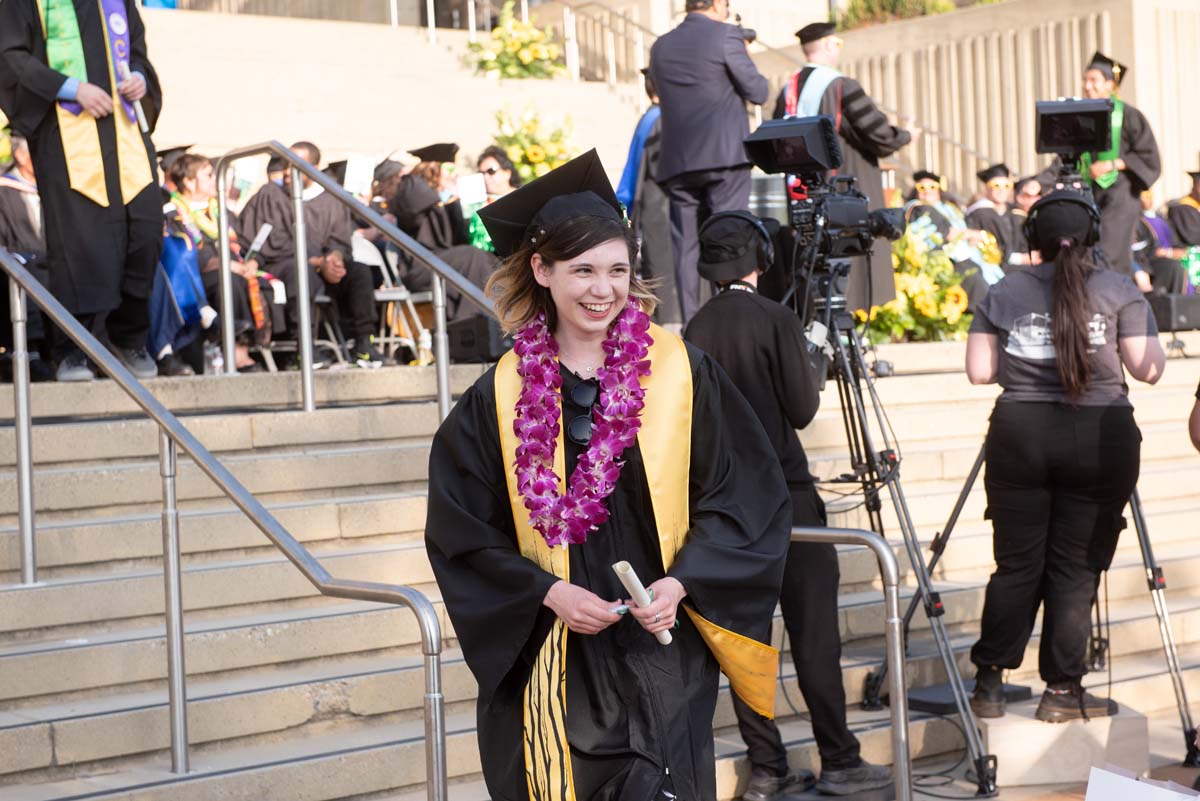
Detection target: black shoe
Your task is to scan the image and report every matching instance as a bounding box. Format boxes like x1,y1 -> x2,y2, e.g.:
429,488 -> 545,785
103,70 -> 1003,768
354,338 -> 385,369
110,345 -> 157,380
1035,681 -> 1118,723
156,352 -> 195,377
816,760 -> 893,796
970,665 -> 1006,718
55,349 -> 95,382
742,768 -> 815,801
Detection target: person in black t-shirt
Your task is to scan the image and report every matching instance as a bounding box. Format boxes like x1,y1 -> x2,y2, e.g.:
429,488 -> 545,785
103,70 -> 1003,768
966,190 -> 1164,722
685,212 -> 892,800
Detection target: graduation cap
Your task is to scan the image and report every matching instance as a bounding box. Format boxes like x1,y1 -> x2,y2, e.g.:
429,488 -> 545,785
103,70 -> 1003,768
1086,51 -> 1127,86
912,170 -> 947,190
976,163 -> 1012,184
325,160 -> 348,186
796,22 -> 836,44
476,148 -> 623,258
158,144 -> 192,171
409,142 -> 459,164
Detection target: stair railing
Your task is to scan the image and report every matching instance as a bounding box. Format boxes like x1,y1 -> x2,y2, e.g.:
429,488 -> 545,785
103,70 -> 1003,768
215,141 -> 495,418
3,247 -> 447,801
792,526 -> 912,801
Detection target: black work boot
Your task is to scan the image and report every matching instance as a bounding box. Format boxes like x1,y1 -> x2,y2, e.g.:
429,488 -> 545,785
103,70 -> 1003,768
1035,681 -> 1118,723
741,767 -> 814,801
815,760 -> 893,796
970,665 -> 1006,718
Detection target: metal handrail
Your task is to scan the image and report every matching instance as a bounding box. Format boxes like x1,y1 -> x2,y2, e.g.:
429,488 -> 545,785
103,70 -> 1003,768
791,526 -> 912,801
2,247 -> 447,801
215,141 -> 495,418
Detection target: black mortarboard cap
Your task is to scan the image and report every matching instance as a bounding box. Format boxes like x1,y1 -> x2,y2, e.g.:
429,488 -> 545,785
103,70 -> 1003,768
409,142 -> 459,164
976,163 -> 1012,183
913,170 -> 942,184
1086,51 -> 1128,86
325,160 -> 348,186
796,22 -> 836,45
476,149 -> 622,258
158,144 -> 192,170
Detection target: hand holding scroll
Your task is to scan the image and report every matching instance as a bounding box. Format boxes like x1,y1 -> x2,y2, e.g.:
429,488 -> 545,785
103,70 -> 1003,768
613,561 -> 684,645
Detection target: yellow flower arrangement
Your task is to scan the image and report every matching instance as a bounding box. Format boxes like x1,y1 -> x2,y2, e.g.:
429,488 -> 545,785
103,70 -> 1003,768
466,0 -> 566,79
492,108 -> 576,185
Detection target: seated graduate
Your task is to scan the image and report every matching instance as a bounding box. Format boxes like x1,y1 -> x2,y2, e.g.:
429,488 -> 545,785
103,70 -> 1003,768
1004,175 -> 1042,269
424,150 -> 791,801
965,164 -> 1015,268
1133,191 -> 1186,295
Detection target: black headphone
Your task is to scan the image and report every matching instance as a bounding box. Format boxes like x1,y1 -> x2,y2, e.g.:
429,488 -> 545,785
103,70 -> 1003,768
697,210 -> 775,273
1023,189 -> 1102,250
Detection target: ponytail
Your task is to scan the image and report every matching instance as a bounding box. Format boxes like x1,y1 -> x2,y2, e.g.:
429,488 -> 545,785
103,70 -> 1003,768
1052,240 -> 1095,397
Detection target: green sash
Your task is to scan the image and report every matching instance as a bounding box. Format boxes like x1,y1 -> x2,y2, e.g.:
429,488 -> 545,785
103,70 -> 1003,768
41,0 -> 87,84
1079,99 -> 1123,190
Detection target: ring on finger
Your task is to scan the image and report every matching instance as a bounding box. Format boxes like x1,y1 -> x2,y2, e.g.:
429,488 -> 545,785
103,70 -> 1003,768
654,612 -> 661,623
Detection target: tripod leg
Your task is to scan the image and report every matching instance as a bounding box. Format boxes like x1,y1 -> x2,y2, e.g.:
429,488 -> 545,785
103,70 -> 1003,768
1130,490 -> 1200,766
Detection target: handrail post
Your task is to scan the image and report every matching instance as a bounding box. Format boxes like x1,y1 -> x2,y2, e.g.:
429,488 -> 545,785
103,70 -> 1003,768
216,166 -> 237,373
791,527 -> 912,801
424,647 -> 447,801
431,276 -> 451,421
290,165 -> 317,413
159,430 -> 190,774
9,277 -> 37,585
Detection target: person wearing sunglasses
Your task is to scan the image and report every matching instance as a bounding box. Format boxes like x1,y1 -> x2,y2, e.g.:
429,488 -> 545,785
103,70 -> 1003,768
466,145 -> 522,254
425,151 -> 792,801
1005,175 -> 1044,268
967,164 -> 1016,270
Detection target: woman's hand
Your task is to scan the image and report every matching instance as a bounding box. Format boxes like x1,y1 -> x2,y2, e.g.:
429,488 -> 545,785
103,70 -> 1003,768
76,82 -> 113,118
627,577 -> 686,637
543,580 -> 621,635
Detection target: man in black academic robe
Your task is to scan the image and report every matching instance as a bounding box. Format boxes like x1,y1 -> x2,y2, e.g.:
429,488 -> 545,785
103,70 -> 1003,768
1076,52 -> 1160,277
1003,175 -> 1042,269
389,172 -> 497,321
684,213 -> 894,799
0,130 -> 53,380
0,0 -> 163,381
237,141 -> 380,363
966,163 -> 1014,269
1167,170 -> 1200,248
773,22 -> 913,310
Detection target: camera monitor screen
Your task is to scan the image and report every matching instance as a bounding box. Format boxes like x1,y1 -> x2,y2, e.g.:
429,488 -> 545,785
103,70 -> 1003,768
1035,98 -> 1113,156
744,116 -> 843,175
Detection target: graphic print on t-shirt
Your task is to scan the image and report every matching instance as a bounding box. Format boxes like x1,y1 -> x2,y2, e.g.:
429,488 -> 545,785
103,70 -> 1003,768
1006,312 -> 1107,361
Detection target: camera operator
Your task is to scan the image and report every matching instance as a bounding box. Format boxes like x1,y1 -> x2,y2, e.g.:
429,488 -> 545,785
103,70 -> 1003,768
772,22 -> 914,309
685,212 -> 892,799
965,190 -> 1165,722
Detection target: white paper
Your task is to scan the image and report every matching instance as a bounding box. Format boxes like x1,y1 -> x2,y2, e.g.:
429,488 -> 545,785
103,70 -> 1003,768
343,154 -> 375,200
457,173 -> 487,208
1086,767 -> 1198,801
612,561 -> 672,646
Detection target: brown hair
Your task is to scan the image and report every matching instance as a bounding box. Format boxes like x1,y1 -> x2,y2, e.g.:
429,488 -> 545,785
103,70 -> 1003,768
1051,243 -> 1096,397
413,161 -> 443,191
169,153 -> 212,194
485,216 -> 657,333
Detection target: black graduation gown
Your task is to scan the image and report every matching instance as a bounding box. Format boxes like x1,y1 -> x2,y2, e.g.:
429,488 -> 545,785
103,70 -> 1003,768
631,112 -> 679,326
1004,208 -> 1030,268
390,175 -> 497,321
773,70 -> 912,310
1088,103 -> 1160,276
1167,201 -> 1200,247
966,204 -> 1012,268
425,345 -> 791,801
0,0 -> 162,315
0,182 -> 44,257
237,181 -> 297,278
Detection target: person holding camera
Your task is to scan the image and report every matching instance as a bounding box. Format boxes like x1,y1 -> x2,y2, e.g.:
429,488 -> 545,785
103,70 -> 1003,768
772,22 -> 913,310
685,212 -> 893,799
966,189 -> 1165,722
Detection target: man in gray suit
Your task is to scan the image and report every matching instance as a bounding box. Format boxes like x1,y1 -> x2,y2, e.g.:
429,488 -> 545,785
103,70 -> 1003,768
649,0 -> 768,323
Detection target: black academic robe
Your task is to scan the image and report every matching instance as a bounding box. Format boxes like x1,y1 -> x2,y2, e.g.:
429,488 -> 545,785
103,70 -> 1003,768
631,113 -> 679,326
237,181 -> 297,277
1087,103 -> 1160,277
0,0 -> 162,315
966,204 -> 1012,269
0,180 -> 44,257
1167,201 -> 1200,247
390,174 -> 497,321
773,69 -> 912,310
425,345 -> 791,801
1004,208 -> 1030,268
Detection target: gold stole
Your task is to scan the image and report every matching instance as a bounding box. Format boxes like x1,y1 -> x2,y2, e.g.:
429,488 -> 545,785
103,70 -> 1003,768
495,324 -> 779,801
36,0 -> 153,207
1180,196 -> 1200,212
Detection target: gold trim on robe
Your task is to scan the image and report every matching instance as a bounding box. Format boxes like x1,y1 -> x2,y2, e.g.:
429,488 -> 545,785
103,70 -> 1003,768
494,323 -> 780,801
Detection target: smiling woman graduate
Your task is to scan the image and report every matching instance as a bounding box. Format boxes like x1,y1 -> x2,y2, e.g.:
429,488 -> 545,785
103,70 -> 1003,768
424,149 -> 791,801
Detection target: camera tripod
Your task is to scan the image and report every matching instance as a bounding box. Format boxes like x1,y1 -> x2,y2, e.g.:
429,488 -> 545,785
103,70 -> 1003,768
797,255 -> 1000,797
892,443 -> 1200,768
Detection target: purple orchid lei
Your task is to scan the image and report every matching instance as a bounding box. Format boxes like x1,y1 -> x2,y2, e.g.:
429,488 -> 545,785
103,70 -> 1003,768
512,302 -> 654,548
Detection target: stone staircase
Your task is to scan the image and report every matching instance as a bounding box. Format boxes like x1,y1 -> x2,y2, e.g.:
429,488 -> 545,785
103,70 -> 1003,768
1,338 -> 1199,800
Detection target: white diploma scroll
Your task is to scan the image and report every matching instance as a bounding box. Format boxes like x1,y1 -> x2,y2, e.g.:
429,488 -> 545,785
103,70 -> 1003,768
612,561 -> 672,646
117,62 -> 150,134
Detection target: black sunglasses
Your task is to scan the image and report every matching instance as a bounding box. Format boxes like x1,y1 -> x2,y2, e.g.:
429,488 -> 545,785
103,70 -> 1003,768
567,379 -> 598,445
481,167 -> 501,176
